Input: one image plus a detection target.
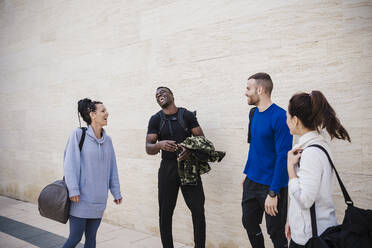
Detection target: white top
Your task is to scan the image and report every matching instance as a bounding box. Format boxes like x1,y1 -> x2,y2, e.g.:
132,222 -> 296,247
288,131 -> 338,245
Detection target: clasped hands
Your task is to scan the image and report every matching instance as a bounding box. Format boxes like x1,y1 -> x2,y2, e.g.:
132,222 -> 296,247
157,140 -> 191,161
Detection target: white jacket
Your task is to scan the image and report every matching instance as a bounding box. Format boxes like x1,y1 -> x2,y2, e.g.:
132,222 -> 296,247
288,131 -> 338,245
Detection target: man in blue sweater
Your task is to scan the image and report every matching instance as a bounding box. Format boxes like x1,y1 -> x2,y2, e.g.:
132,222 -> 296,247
242,73 -> 292,248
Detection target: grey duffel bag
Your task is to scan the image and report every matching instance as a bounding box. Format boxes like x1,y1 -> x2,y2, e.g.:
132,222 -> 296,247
38,180 -> 70,224
38,127 -> 86,224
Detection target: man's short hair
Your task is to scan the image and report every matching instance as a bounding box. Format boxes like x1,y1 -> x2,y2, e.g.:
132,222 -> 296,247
248,72 -> 273,96
156,86 -> 173,95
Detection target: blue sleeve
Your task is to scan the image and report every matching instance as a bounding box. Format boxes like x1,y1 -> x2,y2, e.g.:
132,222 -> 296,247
270,111 -> 293,193
63,129 -> 82,197
109,138 -> 122,200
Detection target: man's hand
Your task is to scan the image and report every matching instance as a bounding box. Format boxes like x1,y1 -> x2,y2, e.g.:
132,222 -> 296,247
177,145 -> 191,161
114,198 -> 122,205
265,194 -> 278,216
242,174 -> 246,189
158,140 -> 177,152
70,195 -> 80,202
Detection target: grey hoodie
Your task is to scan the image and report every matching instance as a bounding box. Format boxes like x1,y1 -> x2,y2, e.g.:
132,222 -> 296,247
64,126 -> 122,218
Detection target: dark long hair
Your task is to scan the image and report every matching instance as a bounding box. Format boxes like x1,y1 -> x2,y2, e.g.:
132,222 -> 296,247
288,91 -> 350,142
77,98 -> 102,125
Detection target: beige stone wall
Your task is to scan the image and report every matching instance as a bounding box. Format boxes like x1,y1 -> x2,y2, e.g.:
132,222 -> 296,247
1,0 -> 371,247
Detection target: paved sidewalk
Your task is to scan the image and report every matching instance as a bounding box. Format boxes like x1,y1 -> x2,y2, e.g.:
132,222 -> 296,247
0,195 -> 191,248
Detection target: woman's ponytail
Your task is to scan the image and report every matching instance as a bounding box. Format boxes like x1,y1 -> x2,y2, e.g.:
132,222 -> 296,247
310,91 -> 351,142
289,91 -> 351,142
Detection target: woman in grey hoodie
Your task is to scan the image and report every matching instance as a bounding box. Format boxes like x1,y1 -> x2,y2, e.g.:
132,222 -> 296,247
62,98 -> 122,248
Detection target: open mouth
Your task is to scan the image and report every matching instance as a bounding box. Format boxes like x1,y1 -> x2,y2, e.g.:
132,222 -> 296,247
159,96 -> 166,103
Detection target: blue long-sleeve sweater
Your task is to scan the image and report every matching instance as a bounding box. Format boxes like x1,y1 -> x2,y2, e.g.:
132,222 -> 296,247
243,104 -> 293,193
64,126 -> 122,218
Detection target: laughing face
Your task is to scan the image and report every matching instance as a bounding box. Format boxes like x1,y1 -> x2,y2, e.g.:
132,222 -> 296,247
156,88 -> 174,109
91,103 -> 109,127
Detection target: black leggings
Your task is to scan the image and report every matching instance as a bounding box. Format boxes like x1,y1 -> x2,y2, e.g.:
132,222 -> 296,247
158,159 -> 206,248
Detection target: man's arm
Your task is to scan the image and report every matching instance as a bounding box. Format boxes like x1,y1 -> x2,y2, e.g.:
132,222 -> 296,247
270,113 -> 293,193
191,126 -> 204,136
146,133 -> 160,155
146,133 -> 177,155
265,111 -> 293,216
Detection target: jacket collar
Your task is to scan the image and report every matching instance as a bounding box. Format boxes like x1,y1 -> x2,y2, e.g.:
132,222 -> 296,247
86,125 -> 106,144
295,130 -> 326,149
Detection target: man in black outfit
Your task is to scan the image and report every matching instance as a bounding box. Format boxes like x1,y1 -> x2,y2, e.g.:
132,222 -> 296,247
146,86 -> 205,248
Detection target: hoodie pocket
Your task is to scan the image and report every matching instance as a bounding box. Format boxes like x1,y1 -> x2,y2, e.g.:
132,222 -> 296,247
80,173 -> 108,204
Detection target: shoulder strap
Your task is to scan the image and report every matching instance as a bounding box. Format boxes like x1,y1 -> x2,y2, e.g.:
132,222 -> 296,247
306,144 -> 353,238
178,108 -> 196,135
307,144 -> 353,206
310,204 -> 318,237
157,111 -> 166,135
63,127 -> 87,181
79,127 -> 87,151
177,107 -> 187,131
247,107 -> 257,143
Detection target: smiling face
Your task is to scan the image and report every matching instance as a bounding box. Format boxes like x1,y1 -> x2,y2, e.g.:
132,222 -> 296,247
245,79 -> 260,106
156,87 -> 174,109
90,104 -> 109,127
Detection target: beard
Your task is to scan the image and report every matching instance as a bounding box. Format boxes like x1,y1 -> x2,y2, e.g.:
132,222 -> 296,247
248,96 -> 259,106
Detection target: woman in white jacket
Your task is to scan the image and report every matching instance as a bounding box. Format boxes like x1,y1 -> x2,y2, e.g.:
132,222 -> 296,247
285,91 -> 351,247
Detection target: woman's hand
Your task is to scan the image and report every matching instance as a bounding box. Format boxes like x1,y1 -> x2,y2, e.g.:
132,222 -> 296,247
287,148 -> 302,179
285,222 -> 291,241
114,198 -> 122,205
288,148 -> 302,166
70,196 -> 80,202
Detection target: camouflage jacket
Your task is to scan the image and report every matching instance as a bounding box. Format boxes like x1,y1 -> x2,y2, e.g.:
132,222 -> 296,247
178,136 -> 226,186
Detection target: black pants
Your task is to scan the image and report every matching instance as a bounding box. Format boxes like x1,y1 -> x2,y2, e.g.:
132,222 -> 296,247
289,240 -> 305,248
158,159 -> 206,248
242,178 -> 288,248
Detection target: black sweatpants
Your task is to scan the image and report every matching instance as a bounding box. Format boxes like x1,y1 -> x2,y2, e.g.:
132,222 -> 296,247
158,159 -> 206,248
242,178 -> 288,248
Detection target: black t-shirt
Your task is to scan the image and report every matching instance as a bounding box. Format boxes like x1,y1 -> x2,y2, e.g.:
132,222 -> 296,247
147,108 -> 199,160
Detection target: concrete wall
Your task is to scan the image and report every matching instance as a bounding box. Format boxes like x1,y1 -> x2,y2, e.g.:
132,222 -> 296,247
0,0 -> 371,247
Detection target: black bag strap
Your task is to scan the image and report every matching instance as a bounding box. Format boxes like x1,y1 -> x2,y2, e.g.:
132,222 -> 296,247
247,107 -> 257,143
157,108 -> 195,137
177,107 -> 187,131
308,144 -> 353,206
63,127 -> 87,181
157,110 -> 175,137
158,110 -> 166,135
310,204 -> 319,237
305,144 -> 353,238
79,127 -> 87,151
